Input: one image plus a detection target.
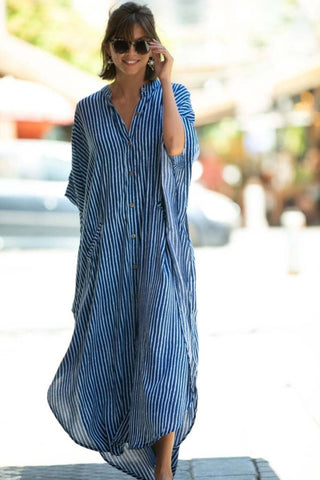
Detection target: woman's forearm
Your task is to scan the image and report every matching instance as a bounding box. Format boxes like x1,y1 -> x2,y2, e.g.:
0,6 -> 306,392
161,79 -> 185,156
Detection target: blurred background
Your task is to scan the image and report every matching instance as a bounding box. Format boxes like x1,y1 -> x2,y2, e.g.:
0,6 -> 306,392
1,1 -> 320,480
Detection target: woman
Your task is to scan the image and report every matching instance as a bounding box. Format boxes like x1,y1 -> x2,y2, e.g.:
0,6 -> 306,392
48,3 -> 199,480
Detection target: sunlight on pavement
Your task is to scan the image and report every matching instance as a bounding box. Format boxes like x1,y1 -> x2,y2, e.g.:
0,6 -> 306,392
1,227 -> 320,479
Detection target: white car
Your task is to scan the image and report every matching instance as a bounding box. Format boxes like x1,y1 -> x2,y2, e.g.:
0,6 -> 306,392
187,182 -> 241,246
0,139 -> 79,249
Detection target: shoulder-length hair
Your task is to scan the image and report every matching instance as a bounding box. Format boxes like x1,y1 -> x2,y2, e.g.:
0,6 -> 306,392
100,2 -> 160,82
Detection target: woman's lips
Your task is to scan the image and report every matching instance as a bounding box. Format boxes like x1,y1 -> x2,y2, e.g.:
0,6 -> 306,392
123,59 -> 139,65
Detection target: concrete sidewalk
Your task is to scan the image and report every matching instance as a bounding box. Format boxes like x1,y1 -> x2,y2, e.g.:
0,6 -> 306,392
0,457 -> 280,479
2,229 -> 320,479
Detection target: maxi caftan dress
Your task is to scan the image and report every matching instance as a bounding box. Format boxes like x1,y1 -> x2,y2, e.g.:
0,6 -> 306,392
47,79 -> 199,480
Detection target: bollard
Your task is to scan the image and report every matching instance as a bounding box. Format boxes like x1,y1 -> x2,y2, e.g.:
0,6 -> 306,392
280,208 -> 306,274
243,178 -> 268,229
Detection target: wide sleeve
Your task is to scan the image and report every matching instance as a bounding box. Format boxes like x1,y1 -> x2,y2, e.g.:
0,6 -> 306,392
160,83 -> 199,226
65,103 -> 88,217
166,83 -> 200,169
160,85 -> 198,383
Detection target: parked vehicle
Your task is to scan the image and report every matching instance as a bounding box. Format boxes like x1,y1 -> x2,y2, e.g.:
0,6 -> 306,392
0,139 -> 240,249
0,139 -> 79,249
187,182 -> 241,246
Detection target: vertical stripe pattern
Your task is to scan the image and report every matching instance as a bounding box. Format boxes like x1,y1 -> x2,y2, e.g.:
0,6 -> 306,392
47,80 -> 199,480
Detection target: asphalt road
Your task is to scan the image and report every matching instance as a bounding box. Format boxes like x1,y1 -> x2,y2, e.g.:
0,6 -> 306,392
1,227 -> 320,480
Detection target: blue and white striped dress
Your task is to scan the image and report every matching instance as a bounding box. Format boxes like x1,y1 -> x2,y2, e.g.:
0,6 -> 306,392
47,79 -> 199,480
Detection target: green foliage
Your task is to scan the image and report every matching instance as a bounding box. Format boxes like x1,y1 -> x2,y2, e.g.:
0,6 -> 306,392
280,126 -> 306,158
6,0 -> 102,75
198,118 -> 242,157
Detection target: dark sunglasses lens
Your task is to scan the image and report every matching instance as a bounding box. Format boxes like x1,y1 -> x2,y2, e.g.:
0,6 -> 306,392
113,40 -> 129,53
135,40 -> 150,54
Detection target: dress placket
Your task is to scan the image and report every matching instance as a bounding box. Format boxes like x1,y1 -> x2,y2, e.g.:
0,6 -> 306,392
126,134 -> 139,301
108,96 -> 144,305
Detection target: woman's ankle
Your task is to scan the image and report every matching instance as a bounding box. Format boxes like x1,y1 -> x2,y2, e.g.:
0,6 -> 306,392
154,465 -> 173,480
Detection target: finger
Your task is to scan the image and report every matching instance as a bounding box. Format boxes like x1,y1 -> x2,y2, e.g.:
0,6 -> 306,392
151,50 -> 165,63
150,40 -> 169,54
151,48 -> 172,63
150,46 -> 166,55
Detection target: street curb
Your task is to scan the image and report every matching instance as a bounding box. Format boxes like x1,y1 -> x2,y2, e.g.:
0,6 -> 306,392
253,458 -> 281,479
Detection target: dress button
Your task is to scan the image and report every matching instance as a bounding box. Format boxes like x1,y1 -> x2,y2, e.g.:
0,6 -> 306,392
127,140 -> 131,146
129,171 -> 134,177
133,264 -> 138,270
129,202 -> 134,208
135,111 -> 140,116
131,234 -> 136,239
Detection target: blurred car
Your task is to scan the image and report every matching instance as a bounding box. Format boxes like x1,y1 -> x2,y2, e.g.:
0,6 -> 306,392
0,139 -> 79,249
0,139 -> 241,249
187,182 -> 241,247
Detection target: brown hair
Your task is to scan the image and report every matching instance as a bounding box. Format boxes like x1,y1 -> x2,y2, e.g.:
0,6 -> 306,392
100,2 -> 160,81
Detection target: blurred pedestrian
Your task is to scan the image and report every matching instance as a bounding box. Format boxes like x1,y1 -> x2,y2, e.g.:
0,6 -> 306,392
47,3 -> 199,480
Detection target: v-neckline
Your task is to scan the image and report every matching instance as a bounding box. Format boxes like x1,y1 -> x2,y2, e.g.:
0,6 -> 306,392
114,99 -> 140,133
108,85 -> 141,133
104,81 -> 156,134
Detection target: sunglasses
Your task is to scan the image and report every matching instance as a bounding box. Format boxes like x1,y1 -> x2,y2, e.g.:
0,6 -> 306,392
111,39 -> 151,55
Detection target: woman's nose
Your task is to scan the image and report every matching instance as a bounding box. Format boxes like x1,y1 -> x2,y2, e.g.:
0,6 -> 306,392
128,43 -> 136,53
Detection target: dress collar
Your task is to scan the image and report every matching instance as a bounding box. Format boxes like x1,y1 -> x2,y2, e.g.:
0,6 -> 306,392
140,80 -> 159,97
103,80 -> 159,104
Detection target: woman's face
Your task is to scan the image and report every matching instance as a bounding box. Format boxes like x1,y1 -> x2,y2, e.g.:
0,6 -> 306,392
109,23 -> 152,79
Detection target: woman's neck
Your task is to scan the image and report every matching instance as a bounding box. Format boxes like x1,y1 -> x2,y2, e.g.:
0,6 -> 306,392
110,73 -> 147,100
